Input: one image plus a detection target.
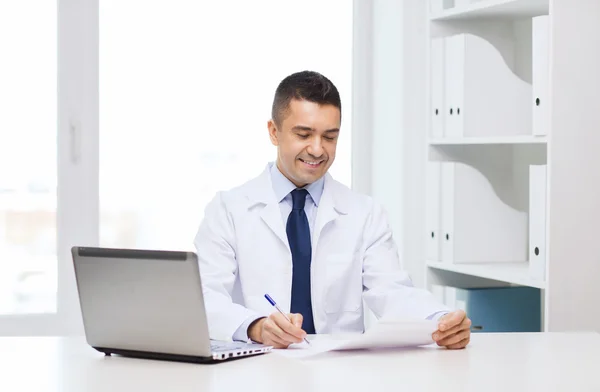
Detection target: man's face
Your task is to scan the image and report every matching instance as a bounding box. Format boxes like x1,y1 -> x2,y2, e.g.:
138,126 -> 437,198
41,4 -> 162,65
268,99 -> 341,187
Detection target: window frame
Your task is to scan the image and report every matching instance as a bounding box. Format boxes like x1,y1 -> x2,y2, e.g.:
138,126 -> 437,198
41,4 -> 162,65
0,0 -> 99,336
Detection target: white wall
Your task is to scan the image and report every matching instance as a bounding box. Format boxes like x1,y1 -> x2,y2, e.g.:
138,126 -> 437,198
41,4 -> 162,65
400,0 -> 428,288
352,0 -> 428,288
370,0 -> 405,250
545,0 -> 600,331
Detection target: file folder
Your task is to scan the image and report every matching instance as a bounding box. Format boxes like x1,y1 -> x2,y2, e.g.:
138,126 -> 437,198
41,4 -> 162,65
441,162 -> 456,262
430,38 -> 445,138
455,287 -> 541,333
444,34 -> 464,138
532,15 -> 550,136
426,162 -> 442,261
529,165 -> 547,281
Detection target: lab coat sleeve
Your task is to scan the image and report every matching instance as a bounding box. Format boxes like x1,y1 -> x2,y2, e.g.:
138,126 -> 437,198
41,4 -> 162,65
194,192 -> 261,341
232,315 -> 264,342
361,200 -> 451,320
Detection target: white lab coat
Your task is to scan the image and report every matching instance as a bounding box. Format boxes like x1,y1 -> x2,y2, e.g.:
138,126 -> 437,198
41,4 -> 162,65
194,164 -> 448,340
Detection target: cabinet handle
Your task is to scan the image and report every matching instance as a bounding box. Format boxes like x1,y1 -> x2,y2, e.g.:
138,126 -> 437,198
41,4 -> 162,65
70,119 -> 81,164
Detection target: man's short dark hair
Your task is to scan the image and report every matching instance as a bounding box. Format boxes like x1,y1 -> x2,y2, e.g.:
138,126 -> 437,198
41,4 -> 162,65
271,70 -> 341,127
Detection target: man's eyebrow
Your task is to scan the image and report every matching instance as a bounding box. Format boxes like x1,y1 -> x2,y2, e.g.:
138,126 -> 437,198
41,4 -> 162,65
291,125 -> 340,133
291,125 -> 314,132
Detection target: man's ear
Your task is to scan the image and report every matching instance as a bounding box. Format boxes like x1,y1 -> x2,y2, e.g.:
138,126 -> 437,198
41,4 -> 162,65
267,119 -> 279,146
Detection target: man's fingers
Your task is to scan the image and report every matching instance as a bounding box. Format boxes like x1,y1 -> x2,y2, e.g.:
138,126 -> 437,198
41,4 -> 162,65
265,318 -> 303,344
433,323 -> 462,342
437,329 -> 470,347
263,331 -> 290,348
271,312 -> 307,340
446,336 -> 470,350
438,310 -> 466,331
434,317 -> 471,341
289,313 -> 303,328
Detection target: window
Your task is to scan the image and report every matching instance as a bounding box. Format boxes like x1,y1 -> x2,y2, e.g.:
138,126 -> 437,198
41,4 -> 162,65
99,1 -> 353,250
1,0 -> 353,335
0,1 -> 57,315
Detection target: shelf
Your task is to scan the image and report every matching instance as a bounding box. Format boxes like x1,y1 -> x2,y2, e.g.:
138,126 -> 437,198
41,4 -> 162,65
427,260 -> 546,289
429,135 -> 547,145
430,0 -> 549,21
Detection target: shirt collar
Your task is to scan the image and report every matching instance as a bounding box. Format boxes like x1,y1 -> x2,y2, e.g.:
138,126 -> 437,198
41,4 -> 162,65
269,162 -> 325,207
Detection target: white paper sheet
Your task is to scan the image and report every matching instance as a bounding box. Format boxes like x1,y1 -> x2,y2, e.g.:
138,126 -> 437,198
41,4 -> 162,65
272,319 -> 438,359
271,340 -> 346,359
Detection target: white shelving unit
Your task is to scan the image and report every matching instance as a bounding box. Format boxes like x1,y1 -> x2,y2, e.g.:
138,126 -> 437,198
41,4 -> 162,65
423,0 -> 600,332
430,0 -> 549,21
429,135 -> 547,145
427,261 -> 545,289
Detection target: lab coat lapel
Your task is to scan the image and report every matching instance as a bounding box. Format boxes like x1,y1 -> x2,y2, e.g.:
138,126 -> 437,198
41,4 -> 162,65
244,165 -> 290,251
260,202 -> 289,250
312,174 -> 348,249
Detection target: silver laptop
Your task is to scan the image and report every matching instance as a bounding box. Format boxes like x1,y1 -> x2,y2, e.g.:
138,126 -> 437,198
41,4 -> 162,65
71,246 -> 272,363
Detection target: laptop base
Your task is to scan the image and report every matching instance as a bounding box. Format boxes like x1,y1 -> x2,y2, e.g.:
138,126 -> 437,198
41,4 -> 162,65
93,346 -> 266,364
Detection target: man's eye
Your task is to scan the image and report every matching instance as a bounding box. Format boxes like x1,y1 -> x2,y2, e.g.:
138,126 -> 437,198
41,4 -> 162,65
324,136 -> 336,141
298,134 -> 310,139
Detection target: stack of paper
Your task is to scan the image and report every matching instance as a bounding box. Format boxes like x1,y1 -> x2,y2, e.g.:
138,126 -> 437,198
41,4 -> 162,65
272,319 -> 438,359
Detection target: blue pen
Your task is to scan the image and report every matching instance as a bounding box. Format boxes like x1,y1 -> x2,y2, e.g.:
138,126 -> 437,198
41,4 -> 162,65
264,294 -> 311,345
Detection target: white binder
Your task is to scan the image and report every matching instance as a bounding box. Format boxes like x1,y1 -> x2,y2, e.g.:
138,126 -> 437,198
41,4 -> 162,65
443,33 -> 532,138
441,162 -> 455,262
440,162 -> 528,263
529,165 -> 547,281
444,35 -> 463,138
426,162 -> 442,261
532,15 -> 550,136
430,38 -> 445,138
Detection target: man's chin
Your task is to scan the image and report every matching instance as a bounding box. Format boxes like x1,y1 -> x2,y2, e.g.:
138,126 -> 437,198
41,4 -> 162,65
296,172 -> 325,185
288,163 -> 330,186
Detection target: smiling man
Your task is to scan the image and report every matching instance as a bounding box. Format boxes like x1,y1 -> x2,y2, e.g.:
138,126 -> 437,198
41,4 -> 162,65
194,70 -> 471,349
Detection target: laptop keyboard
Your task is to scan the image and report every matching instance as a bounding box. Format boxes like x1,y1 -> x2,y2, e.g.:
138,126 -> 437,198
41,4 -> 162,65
210,341 -> 253,352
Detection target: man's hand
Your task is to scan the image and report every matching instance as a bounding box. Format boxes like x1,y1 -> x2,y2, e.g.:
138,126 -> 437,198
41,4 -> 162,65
432,310 -> 471,349
247,312 -> 307,349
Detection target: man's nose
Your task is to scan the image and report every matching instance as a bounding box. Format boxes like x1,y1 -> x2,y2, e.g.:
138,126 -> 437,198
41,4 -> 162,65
306,138 -> 324,157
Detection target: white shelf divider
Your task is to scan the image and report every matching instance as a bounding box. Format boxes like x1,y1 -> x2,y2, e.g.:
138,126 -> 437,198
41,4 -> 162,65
441,161 -> 528,263
427,260 -> 545,289
444,33 -> 532,138
430,0 -> 549,21
429,135 -> 547,145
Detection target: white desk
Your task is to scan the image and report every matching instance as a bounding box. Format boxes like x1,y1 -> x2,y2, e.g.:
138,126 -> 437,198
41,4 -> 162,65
1,333 -> 599,392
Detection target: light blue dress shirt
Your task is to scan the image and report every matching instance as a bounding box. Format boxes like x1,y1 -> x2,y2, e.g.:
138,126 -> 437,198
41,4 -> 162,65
270,162 -> 325,233
232,163 -> 324,342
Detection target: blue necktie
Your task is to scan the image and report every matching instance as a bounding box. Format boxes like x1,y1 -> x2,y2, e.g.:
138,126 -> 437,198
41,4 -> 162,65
286,189 -> 316,334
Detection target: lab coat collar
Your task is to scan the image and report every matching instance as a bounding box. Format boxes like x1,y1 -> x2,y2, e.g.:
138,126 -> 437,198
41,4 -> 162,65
243,163 -> 348,249
244,163 -> 349,215
270,163 -> 324,208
